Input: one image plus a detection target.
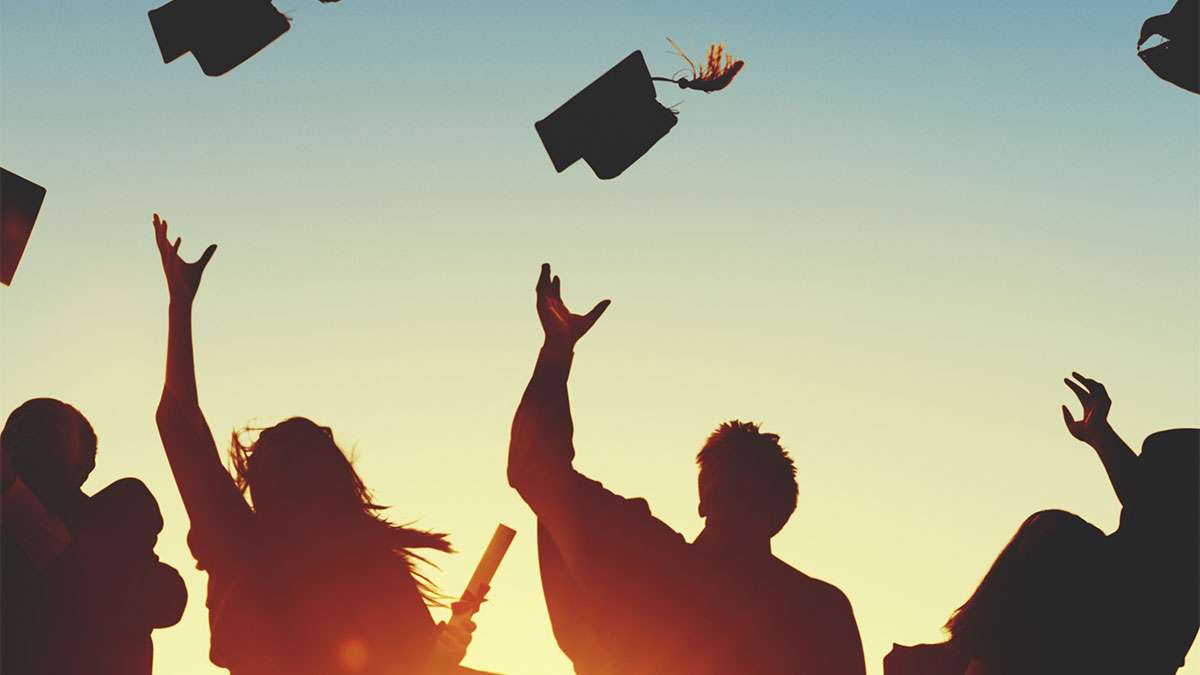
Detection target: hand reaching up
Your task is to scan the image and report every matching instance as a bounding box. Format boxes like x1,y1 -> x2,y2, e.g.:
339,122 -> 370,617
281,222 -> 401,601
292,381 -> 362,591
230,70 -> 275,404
1062,372 -> 1113,445
153,213 -> 216,306
536,263 -> 610,352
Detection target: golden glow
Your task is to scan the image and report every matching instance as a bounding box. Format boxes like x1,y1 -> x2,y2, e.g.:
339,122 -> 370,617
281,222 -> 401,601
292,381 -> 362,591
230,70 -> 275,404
337,637 -> 369,671
667,38 -> 745,91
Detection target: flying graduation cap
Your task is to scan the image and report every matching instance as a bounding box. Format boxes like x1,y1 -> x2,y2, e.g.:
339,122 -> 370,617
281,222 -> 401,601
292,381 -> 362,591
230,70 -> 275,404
536,39 -> 745,179
1137,0 -> 1198,94
148,0 -> 340,76
1,168 -> 46,286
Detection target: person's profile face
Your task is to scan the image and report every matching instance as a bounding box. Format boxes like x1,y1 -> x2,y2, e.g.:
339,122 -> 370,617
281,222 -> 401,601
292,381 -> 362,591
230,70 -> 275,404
14,423 -> 96,504
61,427 -> 97,488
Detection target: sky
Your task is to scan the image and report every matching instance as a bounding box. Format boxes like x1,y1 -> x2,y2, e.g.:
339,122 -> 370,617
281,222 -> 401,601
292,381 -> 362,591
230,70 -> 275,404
1,0 -> 1197,673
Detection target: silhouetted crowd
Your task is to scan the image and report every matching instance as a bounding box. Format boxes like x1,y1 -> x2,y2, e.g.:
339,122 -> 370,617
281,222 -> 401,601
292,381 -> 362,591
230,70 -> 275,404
1,220 -> 1195,675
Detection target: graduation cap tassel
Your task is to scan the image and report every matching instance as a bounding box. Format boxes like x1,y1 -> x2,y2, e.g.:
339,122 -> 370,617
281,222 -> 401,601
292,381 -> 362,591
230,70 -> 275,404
534,39 -> 744,180
651,38 -> 746,93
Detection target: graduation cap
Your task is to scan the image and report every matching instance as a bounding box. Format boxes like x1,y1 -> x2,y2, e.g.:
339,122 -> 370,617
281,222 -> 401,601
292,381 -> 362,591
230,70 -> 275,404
1,168 -> 46,286
1137,0 -> 1198,94
148,0 -> 290,76
536,40 -> 745,180
536,51 -> 678,180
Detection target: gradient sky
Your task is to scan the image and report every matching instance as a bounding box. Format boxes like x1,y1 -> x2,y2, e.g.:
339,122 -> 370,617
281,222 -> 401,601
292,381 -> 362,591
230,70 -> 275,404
2,0 -> 1197,673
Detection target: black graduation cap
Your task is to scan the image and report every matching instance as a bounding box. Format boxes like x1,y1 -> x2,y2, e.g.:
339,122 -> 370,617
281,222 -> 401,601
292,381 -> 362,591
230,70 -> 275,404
1,168 -> 46,286
1137,0 -> 1198,94
536,51 -> 678,180
148,0 -> 290,77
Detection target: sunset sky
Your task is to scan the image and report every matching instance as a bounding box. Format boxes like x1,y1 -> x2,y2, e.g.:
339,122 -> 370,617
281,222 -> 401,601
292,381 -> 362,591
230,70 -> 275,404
2,0 -> 1197,673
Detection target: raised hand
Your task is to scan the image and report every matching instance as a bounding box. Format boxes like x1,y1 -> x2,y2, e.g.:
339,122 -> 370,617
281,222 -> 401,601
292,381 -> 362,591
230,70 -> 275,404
153,213 -> 216,306
536,263 -> 610,351
1062,372 -> 1113,444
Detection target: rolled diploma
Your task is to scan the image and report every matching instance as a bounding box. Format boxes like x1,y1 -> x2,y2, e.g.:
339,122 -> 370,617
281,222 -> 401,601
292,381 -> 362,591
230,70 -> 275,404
453,524 -> 516,619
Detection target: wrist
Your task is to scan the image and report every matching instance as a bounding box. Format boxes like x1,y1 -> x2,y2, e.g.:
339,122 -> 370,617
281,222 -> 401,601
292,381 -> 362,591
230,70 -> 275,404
1084,422 -> 1118,447
541,337 -> 575,360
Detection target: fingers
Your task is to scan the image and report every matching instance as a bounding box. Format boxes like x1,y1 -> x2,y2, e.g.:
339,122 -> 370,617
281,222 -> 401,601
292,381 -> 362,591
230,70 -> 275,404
172,237 -> 181,254
197,244 -> 218,270
1062,404 -> 1078,429
551,275 -> 561,300
152,214 -> 169,250
582,299 -> 611,330
441,617 -> 476,642
1072,371 -> 1108,399
451,587 -> 488,616
1064,377 -> 1089,407
537,263 -> 551,293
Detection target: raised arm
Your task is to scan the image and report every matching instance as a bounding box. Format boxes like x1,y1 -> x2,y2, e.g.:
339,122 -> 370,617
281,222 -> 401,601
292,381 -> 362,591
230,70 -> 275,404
1062,372 -> 1140,507
507,263 -> 610,506
152,214 -> 245,526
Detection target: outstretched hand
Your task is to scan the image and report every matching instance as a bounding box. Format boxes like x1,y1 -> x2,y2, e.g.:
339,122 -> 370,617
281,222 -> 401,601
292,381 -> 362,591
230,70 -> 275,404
536,263 -> 610,351
1062,372 -> 1113,444
153,213 -> 216,306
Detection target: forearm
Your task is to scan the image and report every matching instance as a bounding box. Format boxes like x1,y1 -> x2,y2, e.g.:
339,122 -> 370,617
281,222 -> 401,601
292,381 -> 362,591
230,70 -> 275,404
155,298 -> 228,519
508,342 -> 577,491
1087,424 -> 1140,506
161,301 -> 201,410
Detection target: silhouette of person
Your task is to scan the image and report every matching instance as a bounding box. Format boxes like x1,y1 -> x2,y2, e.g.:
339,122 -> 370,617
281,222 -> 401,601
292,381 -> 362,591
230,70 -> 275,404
508,263 -> 866,675
1,398 -> 187,675
1062,372 -> 1198,674
884,509 -> 1112,675
150,213 -> 480,675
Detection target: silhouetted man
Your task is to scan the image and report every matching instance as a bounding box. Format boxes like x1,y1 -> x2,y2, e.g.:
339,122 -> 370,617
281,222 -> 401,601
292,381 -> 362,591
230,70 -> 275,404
508,264 -> 866,675
1063,373 -> 1198,674
1,398 -> 187,675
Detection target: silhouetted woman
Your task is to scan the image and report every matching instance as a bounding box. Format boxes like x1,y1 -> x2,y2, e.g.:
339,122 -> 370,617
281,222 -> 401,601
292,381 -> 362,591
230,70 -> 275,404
150,214 -> 475,674
884,510 -> 1111,675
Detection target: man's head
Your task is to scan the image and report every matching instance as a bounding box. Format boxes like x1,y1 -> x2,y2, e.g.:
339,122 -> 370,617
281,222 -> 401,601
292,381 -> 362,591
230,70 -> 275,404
2,398 -> 97,510
696,421 -> 798,539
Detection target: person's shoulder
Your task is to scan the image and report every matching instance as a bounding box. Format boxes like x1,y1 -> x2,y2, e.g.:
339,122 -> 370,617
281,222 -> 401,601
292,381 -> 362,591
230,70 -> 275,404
772,559 -> 855,612
573,473 -> 686,541
92,477 -> 159,509
884,642 -> 968,675
89,477 -> 164,533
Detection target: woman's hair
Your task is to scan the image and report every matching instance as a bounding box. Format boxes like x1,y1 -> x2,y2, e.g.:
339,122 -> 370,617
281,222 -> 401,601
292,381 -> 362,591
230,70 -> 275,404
945,509 -> 1107,670
228,417 -> 451,604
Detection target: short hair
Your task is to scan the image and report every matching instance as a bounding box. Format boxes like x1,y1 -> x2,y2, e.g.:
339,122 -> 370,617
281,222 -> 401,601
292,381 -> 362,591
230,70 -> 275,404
2,398 -> 96,463
1,398 -> 97,490
696,420 -> 798,535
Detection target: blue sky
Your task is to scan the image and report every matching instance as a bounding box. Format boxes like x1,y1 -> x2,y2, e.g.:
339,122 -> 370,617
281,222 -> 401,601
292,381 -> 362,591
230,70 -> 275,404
2,1 -> 1197,673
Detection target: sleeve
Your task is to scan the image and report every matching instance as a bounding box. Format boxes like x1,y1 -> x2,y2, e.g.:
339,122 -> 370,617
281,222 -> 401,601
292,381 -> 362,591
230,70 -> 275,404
814,587 -> 867,675
534,475 -> 687,669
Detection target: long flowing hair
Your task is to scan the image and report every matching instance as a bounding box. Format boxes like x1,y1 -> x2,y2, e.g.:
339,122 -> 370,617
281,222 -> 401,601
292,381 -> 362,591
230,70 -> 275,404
945,509 -> 1107,671
228,417 -> 451,604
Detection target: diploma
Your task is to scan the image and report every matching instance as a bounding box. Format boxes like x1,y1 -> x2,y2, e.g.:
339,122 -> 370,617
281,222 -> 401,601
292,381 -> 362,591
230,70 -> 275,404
453,524 -> 516,619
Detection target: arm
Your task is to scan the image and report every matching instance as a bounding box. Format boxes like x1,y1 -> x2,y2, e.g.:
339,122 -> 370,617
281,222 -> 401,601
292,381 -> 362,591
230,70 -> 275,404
820,589 -> 867,675
507,263 -> 609,510
0,477 -> 71,568
1062,372 -> 1141,507
151,214 -> 249,531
